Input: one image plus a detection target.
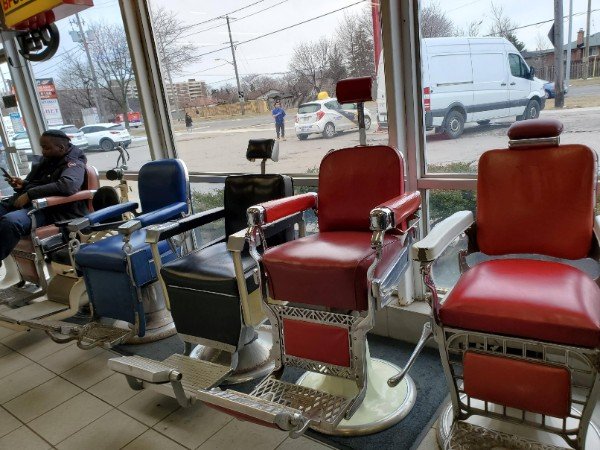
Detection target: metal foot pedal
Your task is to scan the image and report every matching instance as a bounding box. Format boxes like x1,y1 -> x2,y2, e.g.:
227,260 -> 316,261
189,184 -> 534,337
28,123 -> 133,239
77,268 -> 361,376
78,323 -> 133,349
197,376 -> 353,436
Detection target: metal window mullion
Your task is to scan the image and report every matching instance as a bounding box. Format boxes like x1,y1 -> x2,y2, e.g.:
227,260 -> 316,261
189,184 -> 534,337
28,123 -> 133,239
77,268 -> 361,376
1,34 -> 46,156
119,0 -> 176,160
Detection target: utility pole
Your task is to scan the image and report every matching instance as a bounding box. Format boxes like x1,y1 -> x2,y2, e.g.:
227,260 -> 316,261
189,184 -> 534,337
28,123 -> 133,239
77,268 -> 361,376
565,0 -> 574,87
554,0 -> 565,107
225,15 -> 245,115
584,0 -> 592,79
73,13 -> 105,121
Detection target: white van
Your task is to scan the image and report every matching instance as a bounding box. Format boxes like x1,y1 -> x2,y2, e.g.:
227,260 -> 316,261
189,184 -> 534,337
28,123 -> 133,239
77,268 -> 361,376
377,37 -> 546,138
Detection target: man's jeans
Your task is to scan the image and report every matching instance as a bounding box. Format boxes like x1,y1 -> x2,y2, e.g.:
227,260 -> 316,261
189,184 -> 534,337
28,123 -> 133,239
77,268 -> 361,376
0,203 -> 46,261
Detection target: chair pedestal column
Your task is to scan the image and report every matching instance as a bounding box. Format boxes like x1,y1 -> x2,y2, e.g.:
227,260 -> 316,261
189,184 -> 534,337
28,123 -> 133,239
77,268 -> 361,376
189,325 -> 274,385
296,343 -> 416,436
125,282 -> 177,344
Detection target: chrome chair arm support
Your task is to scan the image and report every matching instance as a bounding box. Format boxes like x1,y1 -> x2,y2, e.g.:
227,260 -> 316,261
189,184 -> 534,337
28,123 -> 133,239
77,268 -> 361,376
412,211 -> 474,263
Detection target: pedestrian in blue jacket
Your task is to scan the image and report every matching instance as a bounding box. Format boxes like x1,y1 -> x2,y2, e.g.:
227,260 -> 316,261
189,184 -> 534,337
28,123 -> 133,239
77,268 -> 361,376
272,100 -> 286,141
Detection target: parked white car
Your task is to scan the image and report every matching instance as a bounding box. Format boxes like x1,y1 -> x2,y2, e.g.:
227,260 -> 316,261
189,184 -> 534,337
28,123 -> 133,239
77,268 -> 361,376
9,131 -> 33,161
295,98 -> 372,140
80,123 -> 132,151
49,124 -> 89,150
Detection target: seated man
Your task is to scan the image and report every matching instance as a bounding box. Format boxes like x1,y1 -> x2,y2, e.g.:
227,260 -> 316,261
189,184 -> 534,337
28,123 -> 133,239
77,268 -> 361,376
0,130 -> 88,264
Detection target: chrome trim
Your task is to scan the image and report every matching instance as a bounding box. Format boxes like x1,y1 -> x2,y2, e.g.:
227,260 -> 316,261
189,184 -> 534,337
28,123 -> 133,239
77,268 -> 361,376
508,136 -> 560,148
179,333 -> 236,354
247,205 -> 266,227
31,198 -> 48,210
369,207 -> 394,231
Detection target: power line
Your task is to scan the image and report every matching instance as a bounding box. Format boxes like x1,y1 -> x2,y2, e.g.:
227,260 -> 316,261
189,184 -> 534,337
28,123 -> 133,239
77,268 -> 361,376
484,8 -> 600,36
181,0 -> 291,39
177,0 -> 269,32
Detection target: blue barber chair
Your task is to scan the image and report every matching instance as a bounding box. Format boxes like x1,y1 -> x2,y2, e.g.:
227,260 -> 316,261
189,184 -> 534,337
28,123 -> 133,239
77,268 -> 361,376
108,139 -> 304,406
42,159 -> 191,349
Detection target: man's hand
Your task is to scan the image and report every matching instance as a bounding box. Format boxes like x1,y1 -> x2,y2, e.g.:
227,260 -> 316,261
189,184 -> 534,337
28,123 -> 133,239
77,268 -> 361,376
13,193 -> 30,208
7,177 -> 24,190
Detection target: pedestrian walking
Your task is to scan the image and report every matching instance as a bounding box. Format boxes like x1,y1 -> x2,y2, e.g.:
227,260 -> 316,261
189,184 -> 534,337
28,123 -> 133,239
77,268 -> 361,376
185,113 -> 193,132
272,100 -> 286,141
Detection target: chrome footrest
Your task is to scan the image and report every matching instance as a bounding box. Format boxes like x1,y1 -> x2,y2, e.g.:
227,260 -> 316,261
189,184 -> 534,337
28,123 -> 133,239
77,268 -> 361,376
0,286 -> 39,306
197,376 -> 352,436
162,354 -> 231,391
109,355 -> 179,383
78,323 -> 133,349
446,421 -> 568,450
20,318 -> 80,334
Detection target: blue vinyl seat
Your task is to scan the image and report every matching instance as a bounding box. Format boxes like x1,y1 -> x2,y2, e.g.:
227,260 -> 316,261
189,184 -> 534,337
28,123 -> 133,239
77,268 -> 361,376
74,159 -> 190,339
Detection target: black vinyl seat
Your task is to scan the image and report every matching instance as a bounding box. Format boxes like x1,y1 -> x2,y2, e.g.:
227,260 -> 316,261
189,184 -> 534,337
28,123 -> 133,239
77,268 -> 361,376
161,171 -> 292,347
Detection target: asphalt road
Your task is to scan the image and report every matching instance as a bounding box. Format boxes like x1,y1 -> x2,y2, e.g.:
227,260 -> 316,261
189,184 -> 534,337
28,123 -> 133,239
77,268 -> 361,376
85,83 -> 600,174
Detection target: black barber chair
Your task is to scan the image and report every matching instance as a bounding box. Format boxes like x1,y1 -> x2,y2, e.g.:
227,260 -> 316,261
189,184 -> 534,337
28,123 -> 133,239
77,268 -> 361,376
109,139 -> 302,405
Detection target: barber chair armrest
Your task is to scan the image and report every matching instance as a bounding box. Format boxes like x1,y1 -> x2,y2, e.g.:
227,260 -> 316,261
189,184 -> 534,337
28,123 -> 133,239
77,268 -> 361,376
370,191 -> 422,232
85,201 -> 138,226
86,220 -> 128,232
145,207 -> 225,244
248,193 -> 317,226
31,190 -> 96,210
136,202 -> 188,227
411,211 -> 474,263
118,220 -> 143,236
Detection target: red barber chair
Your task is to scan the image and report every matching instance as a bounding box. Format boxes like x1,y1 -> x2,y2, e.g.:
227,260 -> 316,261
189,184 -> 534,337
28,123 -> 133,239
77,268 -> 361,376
196,77 -> 422,437
400,119 -> 600,449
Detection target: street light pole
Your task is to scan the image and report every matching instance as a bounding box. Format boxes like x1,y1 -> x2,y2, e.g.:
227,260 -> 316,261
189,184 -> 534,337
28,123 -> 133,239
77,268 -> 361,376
225,15 -> 245,115
74,13 -> 105,121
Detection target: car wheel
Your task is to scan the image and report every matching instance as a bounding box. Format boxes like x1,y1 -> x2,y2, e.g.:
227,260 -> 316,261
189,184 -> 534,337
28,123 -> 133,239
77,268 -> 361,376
525,99 -> 540,120
322,122 -> 336,139
297,134 -> 308,140
364,116 -> 372,130
100,139 -> 115,151
443,110 -> 465,139
476,120 -> 490,126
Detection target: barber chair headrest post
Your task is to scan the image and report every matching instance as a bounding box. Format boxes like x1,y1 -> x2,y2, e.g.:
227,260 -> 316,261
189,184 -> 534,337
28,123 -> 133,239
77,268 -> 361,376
336,77 -> 373,146
246,139 -> 279,174
507,118 -> 563,148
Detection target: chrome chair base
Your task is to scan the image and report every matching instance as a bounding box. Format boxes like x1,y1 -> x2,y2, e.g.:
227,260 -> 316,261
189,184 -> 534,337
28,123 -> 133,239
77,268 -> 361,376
296,358 -> 416,436
189,326 -> 274,385
438,397 -> 600,450
124,308 -> 177,344
0,255 -> 21,290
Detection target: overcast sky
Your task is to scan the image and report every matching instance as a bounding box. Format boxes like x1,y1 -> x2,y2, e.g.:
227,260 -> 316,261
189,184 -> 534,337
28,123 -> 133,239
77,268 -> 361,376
13,0 -> 600,91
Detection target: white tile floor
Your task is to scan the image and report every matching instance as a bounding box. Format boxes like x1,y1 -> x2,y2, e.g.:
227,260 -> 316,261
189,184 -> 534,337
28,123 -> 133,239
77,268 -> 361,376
0,328 -> 441,450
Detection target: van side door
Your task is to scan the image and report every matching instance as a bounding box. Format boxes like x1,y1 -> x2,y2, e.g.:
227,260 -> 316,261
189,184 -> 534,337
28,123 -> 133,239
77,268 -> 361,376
508,53 -> 532,116
470,52 -> 510,120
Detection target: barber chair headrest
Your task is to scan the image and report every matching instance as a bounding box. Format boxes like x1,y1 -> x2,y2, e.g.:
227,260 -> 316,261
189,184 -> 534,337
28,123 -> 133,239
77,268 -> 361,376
247,139 -> 279,162
508,119 -> 563,148
336,77 -> 373,104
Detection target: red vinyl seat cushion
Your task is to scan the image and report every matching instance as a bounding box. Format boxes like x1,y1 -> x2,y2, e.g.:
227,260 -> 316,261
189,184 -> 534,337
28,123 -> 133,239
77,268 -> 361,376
440,259 -> 600,348
262,231 -> 406,310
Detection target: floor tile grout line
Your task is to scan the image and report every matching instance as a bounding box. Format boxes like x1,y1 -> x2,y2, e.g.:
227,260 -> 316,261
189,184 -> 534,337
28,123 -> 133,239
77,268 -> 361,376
1,330 -> 76,363
191,415 -> 236,450
4,376 -> 83,424
0,403 -> 58,449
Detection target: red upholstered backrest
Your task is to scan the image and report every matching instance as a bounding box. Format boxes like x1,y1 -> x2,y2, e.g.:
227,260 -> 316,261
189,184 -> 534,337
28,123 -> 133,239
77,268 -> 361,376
84,165 -> 99,211
477,143 -> 597,259
318,146 -> 405,232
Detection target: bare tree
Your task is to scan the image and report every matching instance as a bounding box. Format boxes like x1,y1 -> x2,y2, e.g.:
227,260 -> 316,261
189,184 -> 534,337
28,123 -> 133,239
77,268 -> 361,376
462,19 -> 483,37
85,23 -> 135,127
289,38 -> 331,98
56,51 -> 96,110
336,10 -> 374,78
151,5 -> 202,108
488,2 -> 525,51
421,2 -> 458,38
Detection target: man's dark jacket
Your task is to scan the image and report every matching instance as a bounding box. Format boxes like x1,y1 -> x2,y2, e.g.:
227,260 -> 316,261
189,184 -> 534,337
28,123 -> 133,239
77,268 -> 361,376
3,144 -> 89,222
